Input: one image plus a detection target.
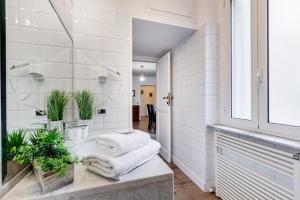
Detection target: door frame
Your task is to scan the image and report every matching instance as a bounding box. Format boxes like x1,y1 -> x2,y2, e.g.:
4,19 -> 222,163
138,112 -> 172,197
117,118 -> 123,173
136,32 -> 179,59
0,0 -> 6,186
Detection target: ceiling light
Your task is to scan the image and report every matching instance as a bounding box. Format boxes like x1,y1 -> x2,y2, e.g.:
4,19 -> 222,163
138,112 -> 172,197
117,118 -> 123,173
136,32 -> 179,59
139,65 -> 145,82
139,76 -> 145,82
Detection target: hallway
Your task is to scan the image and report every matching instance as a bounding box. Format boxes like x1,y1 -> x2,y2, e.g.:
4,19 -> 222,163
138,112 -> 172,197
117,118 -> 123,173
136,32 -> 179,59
133,116 -> 150,133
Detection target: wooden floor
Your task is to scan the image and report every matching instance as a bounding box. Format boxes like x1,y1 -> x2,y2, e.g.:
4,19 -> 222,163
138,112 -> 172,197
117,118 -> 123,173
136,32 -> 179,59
133,116 -> 156,139
133,117 -> 218,200
133,116 -> 150,133
169,163 -> 218,200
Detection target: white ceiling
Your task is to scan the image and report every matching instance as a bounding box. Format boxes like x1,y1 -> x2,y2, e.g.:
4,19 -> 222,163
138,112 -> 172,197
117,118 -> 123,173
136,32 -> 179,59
132,18 -> 196,60
132,61 -> 157,77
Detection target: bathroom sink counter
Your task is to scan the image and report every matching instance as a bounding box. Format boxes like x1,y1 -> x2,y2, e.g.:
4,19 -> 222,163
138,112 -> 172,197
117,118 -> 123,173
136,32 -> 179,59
2,156 -> 174,200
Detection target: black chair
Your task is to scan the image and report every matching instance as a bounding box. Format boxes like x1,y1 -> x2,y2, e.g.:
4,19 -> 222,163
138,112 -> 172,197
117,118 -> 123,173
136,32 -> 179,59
149,105 -> 156,133
147,104 -> 153,131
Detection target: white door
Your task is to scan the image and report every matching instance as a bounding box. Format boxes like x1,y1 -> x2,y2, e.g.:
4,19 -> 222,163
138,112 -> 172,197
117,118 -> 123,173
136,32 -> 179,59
156,52 -> 171,162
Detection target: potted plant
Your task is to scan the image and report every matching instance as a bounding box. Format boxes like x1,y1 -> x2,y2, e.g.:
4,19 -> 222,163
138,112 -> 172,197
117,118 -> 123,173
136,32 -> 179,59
14,128 -> 77,193
3,129 -> 28,179
46,90 -> 69,132
74,90 -> 94,138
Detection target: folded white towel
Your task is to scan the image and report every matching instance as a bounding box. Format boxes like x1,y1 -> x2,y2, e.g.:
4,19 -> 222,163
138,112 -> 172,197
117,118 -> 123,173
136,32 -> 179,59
84,140 -> 161,180
95,130 -> 151,156
117,129 -> 134,134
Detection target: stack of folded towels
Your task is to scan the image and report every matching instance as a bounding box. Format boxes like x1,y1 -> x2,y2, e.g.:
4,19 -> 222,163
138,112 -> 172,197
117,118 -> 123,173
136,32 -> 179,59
83,129 -> 161,180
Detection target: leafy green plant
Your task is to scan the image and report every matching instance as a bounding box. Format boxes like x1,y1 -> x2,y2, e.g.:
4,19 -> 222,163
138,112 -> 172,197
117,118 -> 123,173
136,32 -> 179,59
46,90 -> 69,121
34,154 -> 75,176
14,128 -> 77,176
3,129 -> 27,161
74,90 -> 94,120
13,145 -> 34,165
29,128 -> 45,145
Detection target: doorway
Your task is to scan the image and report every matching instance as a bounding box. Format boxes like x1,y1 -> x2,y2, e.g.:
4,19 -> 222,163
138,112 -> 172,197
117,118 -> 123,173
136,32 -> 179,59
131,18 -> 195,162
132,61 -> 157,137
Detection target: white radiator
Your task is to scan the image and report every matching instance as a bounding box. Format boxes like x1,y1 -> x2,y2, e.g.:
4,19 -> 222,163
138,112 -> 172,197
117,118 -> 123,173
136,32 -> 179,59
215,132 -> 300,200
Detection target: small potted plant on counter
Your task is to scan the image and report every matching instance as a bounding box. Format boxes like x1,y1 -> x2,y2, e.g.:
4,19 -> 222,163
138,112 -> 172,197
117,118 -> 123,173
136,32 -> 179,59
14,128 -> 78,194
46,90 -> 69,132
3,129 -> 28,180
74,90 -> 94,138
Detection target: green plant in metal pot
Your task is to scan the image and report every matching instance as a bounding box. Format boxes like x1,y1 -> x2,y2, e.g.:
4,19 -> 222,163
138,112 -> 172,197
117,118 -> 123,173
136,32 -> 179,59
74,90 -> 94,120
46,90 -> 69,121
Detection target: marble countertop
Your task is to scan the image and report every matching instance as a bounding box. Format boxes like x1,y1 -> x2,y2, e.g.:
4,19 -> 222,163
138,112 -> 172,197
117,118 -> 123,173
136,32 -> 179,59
208,124 -> 300,152
2,156 -> 173,200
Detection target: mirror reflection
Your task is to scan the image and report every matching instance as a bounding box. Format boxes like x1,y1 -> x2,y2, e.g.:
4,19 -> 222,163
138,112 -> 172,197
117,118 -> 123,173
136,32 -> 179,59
49,0 -> 73,40
4,0 -> 73,184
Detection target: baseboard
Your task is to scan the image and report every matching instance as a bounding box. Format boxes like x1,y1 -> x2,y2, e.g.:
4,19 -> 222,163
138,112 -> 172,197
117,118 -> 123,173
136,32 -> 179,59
172,156 -> 207,192
160,147 -> 171,162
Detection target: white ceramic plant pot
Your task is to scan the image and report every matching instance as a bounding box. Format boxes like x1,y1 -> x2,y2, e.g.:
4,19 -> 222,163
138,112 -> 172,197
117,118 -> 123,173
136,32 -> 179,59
48,120 -> 63,133
79,120 -> 90,138
67,127 -> 82,141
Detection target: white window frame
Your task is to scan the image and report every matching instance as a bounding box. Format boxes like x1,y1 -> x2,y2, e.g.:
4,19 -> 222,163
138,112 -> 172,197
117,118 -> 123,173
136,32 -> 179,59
222,0 -> 300,141
258,0 -> 300,141
222,0 -> 259,131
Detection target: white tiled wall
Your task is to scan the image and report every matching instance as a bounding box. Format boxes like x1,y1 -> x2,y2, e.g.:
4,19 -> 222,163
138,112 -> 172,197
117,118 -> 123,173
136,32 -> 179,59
171,23 -> 220,192
72,0 -> 132,133
48,0 -> 73,38
6,0 -> 132,132
6,0 -> 73,131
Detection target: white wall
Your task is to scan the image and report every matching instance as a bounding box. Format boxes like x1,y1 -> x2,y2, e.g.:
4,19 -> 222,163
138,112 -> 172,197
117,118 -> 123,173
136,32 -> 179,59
84,0 -> 198,30
196,0 -> 222,28
73,0 -> 132,132
171,23 -> 220,192
72,0 -> 203,133
49,0 -> 73,38
4,0 -> 210,132
6,0 -> 73,131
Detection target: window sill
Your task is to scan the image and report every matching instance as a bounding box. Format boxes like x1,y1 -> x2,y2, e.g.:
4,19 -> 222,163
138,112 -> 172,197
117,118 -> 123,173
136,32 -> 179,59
207,124 -> 300,153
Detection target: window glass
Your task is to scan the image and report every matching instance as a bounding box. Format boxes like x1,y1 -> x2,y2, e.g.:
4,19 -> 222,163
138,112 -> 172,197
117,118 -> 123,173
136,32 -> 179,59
268,0 -> 300,126
231,0 -> 252,120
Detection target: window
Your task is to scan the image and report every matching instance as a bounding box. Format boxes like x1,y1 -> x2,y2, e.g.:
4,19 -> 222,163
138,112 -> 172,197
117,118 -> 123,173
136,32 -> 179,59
223,0 -> 300,140
231,0 -> 252,120
268,0 -> 300,127
223,0 -> 257,130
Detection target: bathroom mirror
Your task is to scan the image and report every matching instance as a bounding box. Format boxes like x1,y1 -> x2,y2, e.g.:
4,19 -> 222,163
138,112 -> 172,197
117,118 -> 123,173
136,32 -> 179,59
49,0 -> 73,40
71,0 -> 129,134
2,0 -> 73,186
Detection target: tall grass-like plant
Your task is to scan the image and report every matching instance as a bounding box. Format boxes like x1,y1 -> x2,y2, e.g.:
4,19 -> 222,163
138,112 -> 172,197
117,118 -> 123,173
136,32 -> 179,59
74,90 -> 94,120
4,129 -> 27,161
47,90 -> 69,121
